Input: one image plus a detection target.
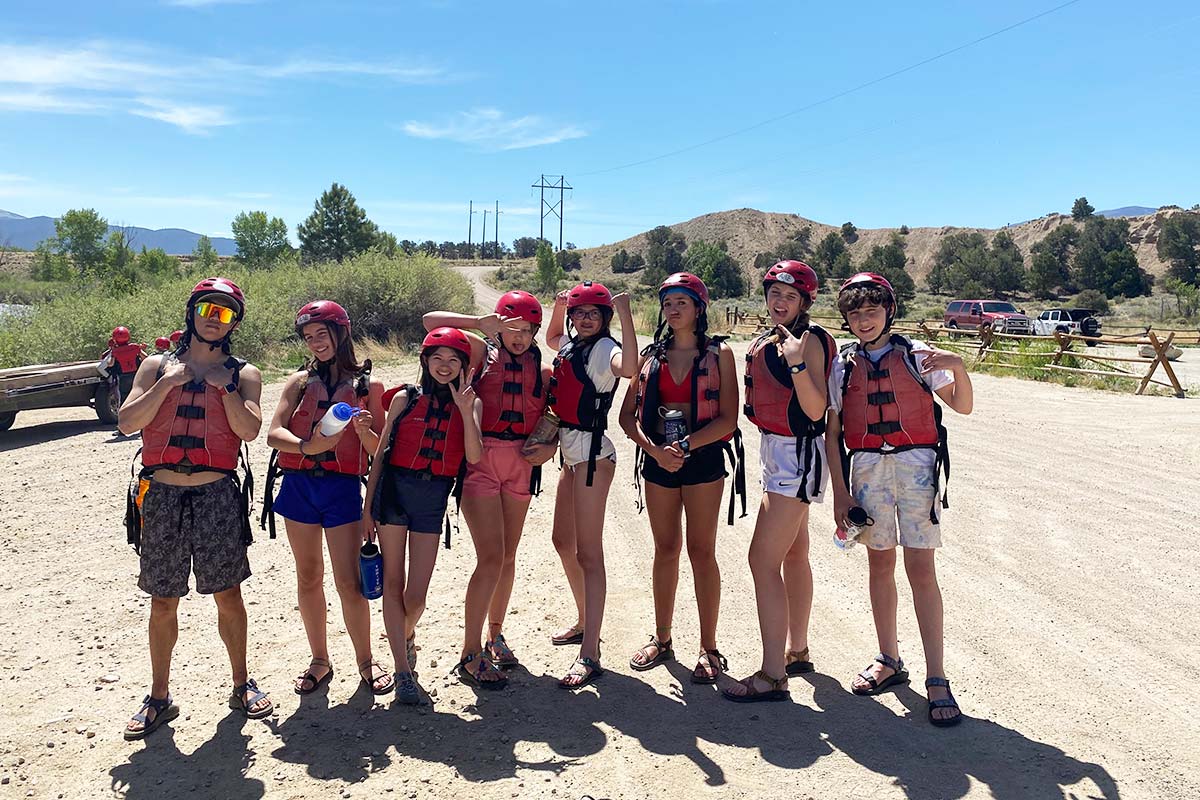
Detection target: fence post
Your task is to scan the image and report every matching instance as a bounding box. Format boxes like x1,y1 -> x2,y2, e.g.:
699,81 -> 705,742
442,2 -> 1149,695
1137,331 -> 1185,398
977,326 -> 993,362
1051,331 -> 1069,366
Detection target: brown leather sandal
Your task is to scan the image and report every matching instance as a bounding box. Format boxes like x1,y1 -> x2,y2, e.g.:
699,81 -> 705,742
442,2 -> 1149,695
721,670 -> 789,703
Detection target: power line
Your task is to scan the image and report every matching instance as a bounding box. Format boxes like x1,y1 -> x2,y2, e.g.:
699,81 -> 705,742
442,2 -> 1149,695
578,0 -> 1085,177
532,174 -> 571,251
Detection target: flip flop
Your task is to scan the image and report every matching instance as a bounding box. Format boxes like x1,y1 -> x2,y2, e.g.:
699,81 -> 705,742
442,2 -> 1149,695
558,657 -> 604,690
629,636 -> 674,672
294,658 -> 334,695
124,694 -> 179,741
926,677 -> 964,727
785,648 -> 814,676
454,652 -> 508,691
721,670 -> 789,703
550,624 -> 584,646
852,653 -> 909,696
229,678 -> 273,719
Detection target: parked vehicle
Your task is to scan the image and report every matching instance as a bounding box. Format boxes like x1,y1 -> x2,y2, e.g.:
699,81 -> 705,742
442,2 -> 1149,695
1032,308 -> 1102,346
0,361 -> 127,432
943,300 -> 1033,335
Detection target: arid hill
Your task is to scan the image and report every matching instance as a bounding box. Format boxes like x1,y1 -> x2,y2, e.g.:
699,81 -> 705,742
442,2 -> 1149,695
578,207 -> 1191,284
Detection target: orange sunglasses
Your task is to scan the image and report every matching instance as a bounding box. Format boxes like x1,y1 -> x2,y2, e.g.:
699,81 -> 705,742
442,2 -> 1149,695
194,301 -> 238,324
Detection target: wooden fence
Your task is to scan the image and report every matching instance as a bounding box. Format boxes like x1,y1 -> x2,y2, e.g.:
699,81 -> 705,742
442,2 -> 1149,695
722,308 -> 1186,398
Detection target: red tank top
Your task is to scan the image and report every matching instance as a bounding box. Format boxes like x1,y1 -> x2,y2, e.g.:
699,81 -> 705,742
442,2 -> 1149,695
657,364 -> 692,404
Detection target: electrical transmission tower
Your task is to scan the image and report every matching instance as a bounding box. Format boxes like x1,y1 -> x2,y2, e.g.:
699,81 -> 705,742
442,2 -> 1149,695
531,174 -> 571,251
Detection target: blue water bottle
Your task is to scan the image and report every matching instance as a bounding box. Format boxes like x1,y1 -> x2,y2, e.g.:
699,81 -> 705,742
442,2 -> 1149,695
359,542 -> 383,600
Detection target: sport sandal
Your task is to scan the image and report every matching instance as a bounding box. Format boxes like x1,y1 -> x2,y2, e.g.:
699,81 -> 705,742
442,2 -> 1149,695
124,694 -> 179,741
629,635 -> 674,672
852,652 -> 909,696
358,659 -> 395,696
294,657 -> 333,695
721,670 -> 789,703
785,647 -> 814,676
454,652 -> 508,691
229,678 -> 273,719
558,657 -> 604,689
486,633 -> 520,669
925,677 -> 963,727
691,649 -> 728,685
550,623 -> 584,646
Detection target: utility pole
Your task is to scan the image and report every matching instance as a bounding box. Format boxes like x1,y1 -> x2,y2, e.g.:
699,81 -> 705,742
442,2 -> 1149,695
531,174 -> 571,251
494,200 -> 501,257
482,209 -> 489,258
467,201 -> 478,258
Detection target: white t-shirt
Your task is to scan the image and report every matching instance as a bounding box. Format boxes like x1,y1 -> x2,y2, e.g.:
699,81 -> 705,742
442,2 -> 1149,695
559,337 -> 620,466
829,339 -> 952,468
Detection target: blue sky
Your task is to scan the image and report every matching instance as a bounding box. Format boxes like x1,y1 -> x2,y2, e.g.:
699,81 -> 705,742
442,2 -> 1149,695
1,0 -> 1197,248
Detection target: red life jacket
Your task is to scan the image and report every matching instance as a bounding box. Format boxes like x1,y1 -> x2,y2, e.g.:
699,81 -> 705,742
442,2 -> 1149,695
548,335 -> 618,486
840,336 -> 941,451
384,389 -> 466,478
635,336 -> 728,443
277,370 -> 371,476
477,344 -> 545,439
837,334 -> 950,522
141,356 -> 245,474
110,342 -> 144,374
743,324 -> 835,437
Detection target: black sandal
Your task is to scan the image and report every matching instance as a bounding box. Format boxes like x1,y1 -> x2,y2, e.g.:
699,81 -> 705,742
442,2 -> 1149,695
926,677 -> 963,727
550,623 -> 584,646
691,649 -> 728,685
785,647 -> 814,676
454,652 -> 508,691
229,678 -> 273,719
124,694 -> 179,741
721,670 -> 789,703
852,652 -> 909,696
358,659 -> 395,696
559,657 -> 604,689
294,657 -> 334,695
629,635 -> 674,672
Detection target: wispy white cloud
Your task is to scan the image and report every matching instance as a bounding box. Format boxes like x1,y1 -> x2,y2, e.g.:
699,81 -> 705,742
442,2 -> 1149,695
165,0 -> 262,7
131,97 -> 234,134
261,59 -> 448,84
0,90 -> 105,113
401,108 -> 586,151
0,173 -> 31,183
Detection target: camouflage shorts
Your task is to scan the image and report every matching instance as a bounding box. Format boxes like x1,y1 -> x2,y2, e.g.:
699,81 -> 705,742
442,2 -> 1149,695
138,477 -> 252,598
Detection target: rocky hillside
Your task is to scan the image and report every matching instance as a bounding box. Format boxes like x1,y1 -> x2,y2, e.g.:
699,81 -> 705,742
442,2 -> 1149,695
578,207 -> 1190,284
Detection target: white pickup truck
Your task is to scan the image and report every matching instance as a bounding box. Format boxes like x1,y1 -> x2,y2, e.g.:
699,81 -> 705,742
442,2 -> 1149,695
1032,308 -> 1102,345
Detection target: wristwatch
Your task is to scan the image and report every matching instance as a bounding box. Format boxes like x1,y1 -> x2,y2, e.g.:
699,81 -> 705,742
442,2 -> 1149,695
678,438 -> 691,458
788,361 -> 808,374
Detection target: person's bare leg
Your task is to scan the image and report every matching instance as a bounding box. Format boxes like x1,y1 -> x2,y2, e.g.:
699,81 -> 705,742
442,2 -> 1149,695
326,519 -> 386,690
681,479 -> 724,653
127,596 -> 179,733
630,481 -> 682,667
903,547 -> 956,721
550,467 -> 585,639
459,493 -> 505,683
486,492 -> 533,642
377,524 -> 410,672
782,519 -> 813,655
214,585 -> 270,714
851,547 -> 901,691
402,530 -> 442,641
561,459 -> 615,687
285,519 -> 332,690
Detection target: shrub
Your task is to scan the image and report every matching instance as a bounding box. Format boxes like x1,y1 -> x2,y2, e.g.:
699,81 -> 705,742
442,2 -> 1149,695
1072,289 -> 1110,315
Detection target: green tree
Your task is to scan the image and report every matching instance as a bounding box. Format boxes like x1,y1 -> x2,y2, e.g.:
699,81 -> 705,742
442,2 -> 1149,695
1156,212 -> 1200,284
512,237 -> 541,258
534,241 -> 563,292
374,231 -> 399,258
1071,196 -> 1095,221
556,249 -> 582,272
1028,251 -> 1065,298
841,222 -> 858,242
859,237 -> 915,313
192,235 -> 219,272
30,240 -> 70,281
1163,277 -> 1200,318
55,208 -> 108,277
232,210 -> 291,269
1071,217 -> 1151,298
810,232 -> 847,282
1072,289 -> 1110,315
135,247 -> 181,279
642,225 -> 686,287
297,183 -> 381,263
103,230 -> 136,278
611,248 -> 644,273
685,240 -> 745,300
988,231 -> 1026,296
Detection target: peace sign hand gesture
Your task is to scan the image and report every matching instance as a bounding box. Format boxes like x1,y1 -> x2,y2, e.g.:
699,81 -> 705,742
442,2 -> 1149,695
774,324 -> 810,368
478,314 -> 524,340
448,367 -> 478,414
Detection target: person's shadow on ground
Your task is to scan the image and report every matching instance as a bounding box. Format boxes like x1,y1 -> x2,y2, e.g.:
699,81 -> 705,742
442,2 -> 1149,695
109,711 -> 265,800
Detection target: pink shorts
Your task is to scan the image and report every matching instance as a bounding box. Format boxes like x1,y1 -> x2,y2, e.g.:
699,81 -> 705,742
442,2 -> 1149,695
462,439 -> 534,498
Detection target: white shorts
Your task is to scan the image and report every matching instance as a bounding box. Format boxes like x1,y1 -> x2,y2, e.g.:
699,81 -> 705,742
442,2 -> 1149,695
759,432 -> 828,503
559,428 -> 617,468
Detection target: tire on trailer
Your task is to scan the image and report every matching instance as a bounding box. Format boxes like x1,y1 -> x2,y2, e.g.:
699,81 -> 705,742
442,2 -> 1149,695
94,381 -> 120,424
0,410 -> 16,432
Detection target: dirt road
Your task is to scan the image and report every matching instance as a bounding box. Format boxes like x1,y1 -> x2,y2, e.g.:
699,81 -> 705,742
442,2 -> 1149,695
1,270 -> 1197,799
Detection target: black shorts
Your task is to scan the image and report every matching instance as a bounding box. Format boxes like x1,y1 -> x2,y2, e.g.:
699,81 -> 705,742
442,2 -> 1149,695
641,442 -> 727,489
137,477 -> 252,598
371,467 -> 454,534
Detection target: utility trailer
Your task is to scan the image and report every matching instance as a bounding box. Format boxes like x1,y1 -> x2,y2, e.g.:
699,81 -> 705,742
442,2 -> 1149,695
0,361 -> 129,431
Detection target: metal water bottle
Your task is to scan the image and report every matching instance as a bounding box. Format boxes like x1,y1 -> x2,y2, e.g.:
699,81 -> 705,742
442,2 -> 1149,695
359,542 -> 383,600
834,506 -> 875,552
659,407 -> 688,444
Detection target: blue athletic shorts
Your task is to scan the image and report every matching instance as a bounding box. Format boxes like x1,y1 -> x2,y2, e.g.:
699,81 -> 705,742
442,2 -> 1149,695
273,472 -> 363,529
370,467 -> 454,534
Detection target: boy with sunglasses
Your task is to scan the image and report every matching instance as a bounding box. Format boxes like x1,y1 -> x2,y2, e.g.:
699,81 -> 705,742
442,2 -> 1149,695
117,277 -> 273,739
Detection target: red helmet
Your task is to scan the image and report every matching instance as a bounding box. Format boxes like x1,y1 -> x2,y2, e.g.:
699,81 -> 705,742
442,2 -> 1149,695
295,300 -> 351,335
659,272 -> 710,307
154,336 -> 171,350
422,326 -> 472,360
494,290 -> 543,325
169,330 -> 183,343
839,272 -> 895,304
190,277 -> 245,316
567,281 -> 613,310
111,326 -> 130,345
763,260 -> 819,299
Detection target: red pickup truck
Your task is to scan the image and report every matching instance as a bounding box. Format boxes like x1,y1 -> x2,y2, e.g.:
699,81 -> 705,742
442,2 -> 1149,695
943,300 -> 1033,335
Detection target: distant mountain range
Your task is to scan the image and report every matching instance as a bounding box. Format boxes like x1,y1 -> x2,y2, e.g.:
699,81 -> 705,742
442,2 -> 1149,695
0,209 -> 237,256
1096,206 -> 1157,218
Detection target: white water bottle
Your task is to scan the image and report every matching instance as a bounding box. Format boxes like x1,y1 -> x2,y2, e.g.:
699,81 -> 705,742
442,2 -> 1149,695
318,401 -> 356,436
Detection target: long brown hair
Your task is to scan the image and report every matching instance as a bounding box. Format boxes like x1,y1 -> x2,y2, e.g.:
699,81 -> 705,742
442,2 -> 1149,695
304,323 -> 364,381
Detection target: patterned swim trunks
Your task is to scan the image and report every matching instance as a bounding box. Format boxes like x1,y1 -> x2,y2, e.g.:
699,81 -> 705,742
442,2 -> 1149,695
850,454 -> 942,550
